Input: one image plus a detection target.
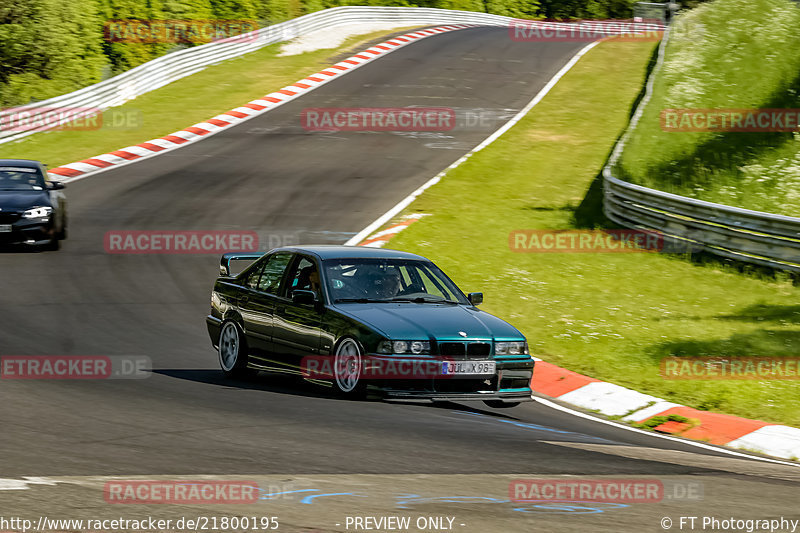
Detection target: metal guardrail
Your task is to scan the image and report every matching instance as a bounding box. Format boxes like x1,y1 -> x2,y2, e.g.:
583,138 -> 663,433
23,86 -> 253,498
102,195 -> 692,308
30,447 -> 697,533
603,22 -> 800,273
0,6 -> 662,145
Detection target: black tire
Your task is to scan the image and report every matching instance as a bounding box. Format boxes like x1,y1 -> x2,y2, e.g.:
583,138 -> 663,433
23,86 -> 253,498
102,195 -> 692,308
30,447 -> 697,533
331,337 -> 367,399
484,400 -> 520,409
42,235 -> 60,251
57,214 -> 67,240
218,320 -> 256,378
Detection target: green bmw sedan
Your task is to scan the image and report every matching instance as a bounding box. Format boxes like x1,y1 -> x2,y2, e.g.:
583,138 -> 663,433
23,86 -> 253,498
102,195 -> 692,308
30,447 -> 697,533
206,246 -> 534,407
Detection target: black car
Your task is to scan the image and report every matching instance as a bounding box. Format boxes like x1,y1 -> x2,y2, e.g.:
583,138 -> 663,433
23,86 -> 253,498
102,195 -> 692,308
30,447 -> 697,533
0,159 -> 67,250
206,246 -> 535,407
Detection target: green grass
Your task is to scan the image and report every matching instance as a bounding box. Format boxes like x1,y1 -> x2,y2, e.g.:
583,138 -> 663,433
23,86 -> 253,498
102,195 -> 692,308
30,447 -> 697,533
618,0 -> 800,215
0,28 -> 417,168
388,37 -> 800,427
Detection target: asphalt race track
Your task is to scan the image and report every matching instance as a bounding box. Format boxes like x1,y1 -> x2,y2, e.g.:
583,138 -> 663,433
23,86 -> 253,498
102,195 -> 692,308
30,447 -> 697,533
1,26 -> 798,533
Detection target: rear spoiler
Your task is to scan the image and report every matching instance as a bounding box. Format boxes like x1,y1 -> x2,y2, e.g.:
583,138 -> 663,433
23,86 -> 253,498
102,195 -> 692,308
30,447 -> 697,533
219,252 -> 264,277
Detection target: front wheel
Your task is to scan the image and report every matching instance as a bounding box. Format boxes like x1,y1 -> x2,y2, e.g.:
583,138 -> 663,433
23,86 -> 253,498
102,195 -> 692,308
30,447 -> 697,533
332,337 -> 367,399
42,234 -> 60,251
484,400 -> 520,409
57,213 -> 67,240
218,320 -> 255,378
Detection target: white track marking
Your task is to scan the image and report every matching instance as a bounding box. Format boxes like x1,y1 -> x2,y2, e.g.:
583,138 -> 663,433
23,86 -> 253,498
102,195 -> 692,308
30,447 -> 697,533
533,396 -> 800,467
345,40 -> 601,246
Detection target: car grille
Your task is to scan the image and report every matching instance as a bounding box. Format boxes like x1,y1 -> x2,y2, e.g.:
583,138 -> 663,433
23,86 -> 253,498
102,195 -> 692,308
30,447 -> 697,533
438,341 -> 491,359
0,212 -> 21,223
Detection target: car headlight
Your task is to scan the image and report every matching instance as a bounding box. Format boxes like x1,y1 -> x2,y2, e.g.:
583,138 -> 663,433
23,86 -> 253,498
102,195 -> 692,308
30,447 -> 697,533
22,206 -> 52,219
377,340 -> 431,355
495,341 -> 528,355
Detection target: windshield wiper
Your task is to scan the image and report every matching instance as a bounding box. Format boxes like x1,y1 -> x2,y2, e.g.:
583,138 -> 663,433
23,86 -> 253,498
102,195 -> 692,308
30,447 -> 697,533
334,298 -> 393,303
390,297 -> 460,304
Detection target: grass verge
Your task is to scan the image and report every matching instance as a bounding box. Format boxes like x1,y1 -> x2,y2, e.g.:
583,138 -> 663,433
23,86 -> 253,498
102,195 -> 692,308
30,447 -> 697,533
0,28 -> 419,168
388,36 -> 800,427
618,0 -> 800,215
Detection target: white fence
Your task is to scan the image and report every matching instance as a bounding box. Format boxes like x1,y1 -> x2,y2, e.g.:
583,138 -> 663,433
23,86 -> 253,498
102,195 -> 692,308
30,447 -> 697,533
0,6 -> 662,145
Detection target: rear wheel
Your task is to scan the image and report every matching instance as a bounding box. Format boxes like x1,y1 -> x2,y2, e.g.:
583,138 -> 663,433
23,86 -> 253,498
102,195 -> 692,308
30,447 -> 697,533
332,337 -> 366,399
218,320 -> 255,378
484,400 -> 520,409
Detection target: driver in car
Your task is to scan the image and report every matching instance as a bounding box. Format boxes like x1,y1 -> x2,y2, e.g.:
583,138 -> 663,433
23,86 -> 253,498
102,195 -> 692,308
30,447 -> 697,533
375,269 -> 402,299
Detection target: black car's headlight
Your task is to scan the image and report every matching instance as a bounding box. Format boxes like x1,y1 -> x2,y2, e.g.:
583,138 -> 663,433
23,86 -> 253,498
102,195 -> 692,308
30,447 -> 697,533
22,206 -> 52,219
377,340 -> 431,355
495,341 -> 528,355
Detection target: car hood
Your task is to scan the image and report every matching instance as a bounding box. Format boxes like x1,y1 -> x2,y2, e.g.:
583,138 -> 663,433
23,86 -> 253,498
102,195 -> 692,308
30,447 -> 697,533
334,303 -> 524,340
0,190 -> 50,211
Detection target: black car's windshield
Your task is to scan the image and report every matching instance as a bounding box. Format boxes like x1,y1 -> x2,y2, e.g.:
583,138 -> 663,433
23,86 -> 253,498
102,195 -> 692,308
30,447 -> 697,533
324,257 -> 469,304
0,166 -> 46,191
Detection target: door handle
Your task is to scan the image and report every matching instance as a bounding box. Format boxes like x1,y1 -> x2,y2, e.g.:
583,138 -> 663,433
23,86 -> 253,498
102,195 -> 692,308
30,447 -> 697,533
240,296 -> 249,305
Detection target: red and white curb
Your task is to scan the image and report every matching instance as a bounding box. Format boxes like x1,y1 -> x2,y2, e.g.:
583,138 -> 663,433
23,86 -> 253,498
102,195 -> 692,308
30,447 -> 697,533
47,25 -> 475,182
532,360 -> 800,460
358,214 -> 426,247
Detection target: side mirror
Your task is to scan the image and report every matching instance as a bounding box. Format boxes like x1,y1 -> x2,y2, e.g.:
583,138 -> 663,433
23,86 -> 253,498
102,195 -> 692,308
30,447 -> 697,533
48,181 -> 65,190
467,292 -> 483,306
292,289 -> 317,306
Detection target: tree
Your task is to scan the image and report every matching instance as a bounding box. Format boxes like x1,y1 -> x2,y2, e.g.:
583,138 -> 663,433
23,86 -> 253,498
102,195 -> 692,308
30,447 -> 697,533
0,0 -> 106,106
210,0 -> 257,18
96,0 -> 170,75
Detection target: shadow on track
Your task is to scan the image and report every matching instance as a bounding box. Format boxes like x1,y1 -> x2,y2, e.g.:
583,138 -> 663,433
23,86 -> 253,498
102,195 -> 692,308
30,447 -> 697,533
154,368 -> 527,422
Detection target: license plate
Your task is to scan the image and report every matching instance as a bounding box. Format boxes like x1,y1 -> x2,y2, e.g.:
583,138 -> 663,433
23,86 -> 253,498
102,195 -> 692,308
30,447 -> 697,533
0,225 -> 11,233
442,360 -> 496,376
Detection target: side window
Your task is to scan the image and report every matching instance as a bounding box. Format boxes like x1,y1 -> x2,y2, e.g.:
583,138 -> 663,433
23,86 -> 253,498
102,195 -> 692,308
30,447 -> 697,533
244,260 -> 266,290
285,256 -> 320,298
259,253 -> 293,294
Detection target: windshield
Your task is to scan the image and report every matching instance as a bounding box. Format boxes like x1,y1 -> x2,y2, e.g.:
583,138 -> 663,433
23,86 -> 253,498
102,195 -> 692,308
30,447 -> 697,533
0,167 -> 46,191
324,257 -> 469,304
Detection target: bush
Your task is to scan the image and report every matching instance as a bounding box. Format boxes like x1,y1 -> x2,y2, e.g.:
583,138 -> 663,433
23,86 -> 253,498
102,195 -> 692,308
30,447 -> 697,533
0,0 -> 106,107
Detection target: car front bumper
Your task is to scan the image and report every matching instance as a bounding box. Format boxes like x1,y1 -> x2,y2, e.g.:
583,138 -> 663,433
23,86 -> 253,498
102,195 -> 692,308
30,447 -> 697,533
367,355 -> 535,402
0,218 -> 55,245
